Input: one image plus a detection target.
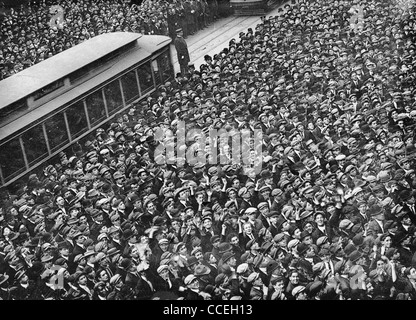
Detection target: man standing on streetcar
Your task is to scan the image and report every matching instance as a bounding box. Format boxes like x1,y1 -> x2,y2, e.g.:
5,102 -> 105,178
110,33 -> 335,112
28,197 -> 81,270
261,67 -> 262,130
174,28 -> 191,76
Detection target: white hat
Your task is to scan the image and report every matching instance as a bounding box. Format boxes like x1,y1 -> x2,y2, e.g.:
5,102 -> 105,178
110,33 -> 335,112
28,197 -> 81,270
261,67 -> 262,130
184,274 -> 197,286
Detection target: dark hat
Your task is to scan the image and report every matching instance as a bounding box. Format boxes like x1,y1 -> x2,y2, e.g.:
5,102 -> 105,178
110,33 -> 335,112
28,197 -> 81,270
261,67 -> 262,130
394,231 -> 409,244
218,242 -> 233,254
275,216 -> 287,230
215,273 -> 228,286
399,190 -> 414,202
54,257 -> 67,266
273,233 -> 286,243
210,235 -> 221,244
188,256 -> 198,267
246,239 -> 257,250
122,229 -> 135,241
307,281 -> 324,297
385,247 -> 398,259
300,230 -> 310,240
344,243 -> 357,256
194,264 -> 211,276
153,216 -> 166,226
240,251 -> 252,263
352,233 -> 364,247
261,241 -> 273,254
297,243 -> 309,256
222,251 -> 235,263
368,204 -> 383,217
266,260 -> 280,275
348,250 -> 362,262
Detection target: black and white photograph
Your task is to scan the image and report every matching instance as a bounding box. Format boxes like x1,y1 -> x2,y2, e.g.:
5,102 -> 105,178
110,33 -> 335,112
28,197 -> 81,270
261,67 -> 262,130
0,0 -> 416,307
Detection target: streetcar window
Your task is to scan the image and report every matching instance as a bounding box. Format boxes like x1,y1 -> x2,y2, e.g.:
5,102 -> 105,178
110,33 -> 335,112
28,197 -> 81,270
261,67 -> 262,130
86,90 -> 106,127
66,100 -> 89,139
45,112 -> 69,152
152,59 -> 162,86
22,124 -> 49,166
120,70 -> 140,104
137,62 -> 154,94
33,80 -> 65,101
0,137 -> 26,180
104,79 -> 123,115
157,51 -> 173,83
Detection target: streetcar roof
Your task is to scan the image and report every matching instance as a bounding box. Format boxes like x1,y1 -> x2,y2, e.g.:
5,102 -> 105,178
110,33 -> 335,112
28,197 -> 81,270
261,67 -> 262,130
0,32 -> 142,109
0,34 -> 172,142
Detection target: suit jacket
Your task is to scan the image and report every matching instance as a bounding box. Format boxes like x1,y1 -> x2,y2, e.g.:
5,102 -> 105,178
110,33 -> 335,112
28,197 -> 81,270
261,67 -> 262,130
267,223 -> 279,237
249,286 -> 264,300
0,287 -> 10,300
108,239 -> 123,252
402,203 -> 416,226
355,212 -> 371,227
135,276 -> 155,300
154,273 -> 182,294
9,281 -> 37,300
89,221 -> 104,241
395,276 -> 416,299
311,224 -> 333,242
239,231 -> 259,251
125,271 -> 140,289
367,219 -> 386,238
185,289 -> 204,300
69,244 -> 86,267
174,36 -> 190,66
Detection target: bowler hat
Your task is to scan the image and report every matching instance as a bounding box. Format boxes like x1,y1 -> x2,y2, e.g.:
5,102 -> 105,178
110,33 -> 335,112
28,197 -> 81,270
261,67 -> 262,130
348,250 -> 362,262
222,251 -> 235,263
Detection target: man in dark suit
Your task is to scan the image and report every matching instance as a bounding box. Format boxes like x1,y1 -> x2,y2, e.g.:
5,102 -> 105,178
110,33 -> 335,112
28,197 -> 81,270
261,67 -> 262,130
184,274 -> 210,300
174,28 -> 190,76
154,265 -> 183,296
108,228 -> 124,252
367,204 -> 388,239
396,209 -> 416,237
135,263 -> 156,300
399,190 -> 416,226
69,231 -> 86,265
267,212 -> 281,237
124,260 -> 140,290
311,212 -> 334,242
355,201 -> 371,227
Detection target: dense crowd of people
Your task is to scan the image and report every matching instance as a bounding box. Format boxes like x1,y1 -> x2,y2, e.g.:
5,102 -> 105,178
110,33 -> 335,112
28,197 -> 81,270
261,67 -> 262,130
0,0 -> 224,80
1,0 -> 416,300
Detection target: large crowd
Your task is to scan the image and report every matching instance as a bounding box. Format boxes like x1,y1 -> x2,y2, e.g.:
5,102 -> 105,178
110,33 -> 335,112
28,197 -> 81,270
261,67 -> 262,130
0,0 -> 223,80
1,0 -> 416,300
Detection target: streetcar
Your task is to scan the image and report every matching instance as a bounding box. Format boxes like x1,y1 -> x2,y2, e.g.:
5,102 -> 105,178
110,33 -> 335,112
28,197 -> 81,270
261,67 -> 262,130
230,0 -> 281,15
0,32 -> 173,187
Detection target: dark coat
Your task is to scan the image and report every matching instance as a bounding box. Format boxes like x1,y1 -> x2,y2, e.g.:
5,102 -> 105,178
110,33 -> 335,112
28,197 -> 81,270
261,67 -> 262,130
174,35 -> 190,67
